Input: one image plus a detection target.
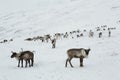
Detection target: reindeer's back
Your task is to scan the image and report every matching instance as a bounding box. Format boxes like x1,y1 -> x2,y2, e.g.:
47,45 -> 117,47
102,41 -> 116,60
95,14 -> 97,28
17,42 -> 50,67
67,48 -> 82,55
67,48 -> 83,53
67,48 -> 87,58
20,51 -> 34,59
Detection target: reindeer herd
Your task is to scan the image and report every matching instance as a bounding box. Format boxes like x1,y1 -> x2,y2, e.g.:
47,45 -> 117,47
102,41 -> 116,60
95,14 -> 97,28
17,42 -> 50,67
8,25 -> 116,68
23,25 -> 116,49
25,25 -> 116,42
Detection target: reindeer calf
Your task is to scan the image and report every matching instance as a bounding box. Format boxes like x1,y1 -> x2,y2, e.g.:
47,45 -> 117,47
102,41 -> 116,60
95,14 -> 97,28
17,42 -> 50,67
65,48 -> 90,67
11,51 -> 34,67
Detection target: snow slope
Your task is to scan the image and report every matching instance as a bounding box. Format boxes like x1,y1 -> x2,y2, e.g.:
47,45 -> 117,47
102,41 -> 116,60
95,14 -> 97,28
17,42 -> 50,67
0,0 -> 120,39
0,0 -> 120,80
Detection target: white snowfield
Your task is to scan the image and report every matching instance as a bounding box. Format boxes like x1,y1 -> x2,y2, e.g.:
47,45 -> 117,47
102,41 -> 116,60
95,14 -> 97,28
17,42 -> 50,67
0,0 -> 120,80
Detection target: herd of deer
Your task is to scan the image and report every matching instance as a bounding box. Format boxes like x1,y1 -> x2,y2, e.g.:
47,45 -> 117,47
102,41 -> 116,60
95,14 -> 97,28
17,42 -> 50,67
10,25 -> 115,68
25,25 -> 116,42
0,39 -> 13,43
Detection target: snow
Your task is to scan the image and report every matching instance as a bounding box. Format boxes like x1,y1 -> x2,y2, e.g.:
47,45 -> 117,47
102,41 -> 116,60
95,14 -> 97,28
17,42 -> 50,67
0,0 -> 120,80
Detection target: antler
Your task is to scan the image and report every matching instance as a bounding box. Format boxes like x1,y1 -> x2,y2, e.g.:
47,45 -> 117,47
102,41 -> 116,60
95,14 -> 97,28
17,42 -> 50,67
21,48 -> 23,52
11,51 -> 14,53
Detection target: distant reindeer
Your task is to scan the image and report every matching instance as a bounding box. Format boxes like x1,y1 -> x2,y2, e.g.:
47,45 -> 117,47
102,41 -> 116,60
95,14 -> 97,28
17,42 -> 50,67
89,30 -> 94,37
9,39 -> 13,42
51,38 -> 56,48
25,38 -> 33,41
65,48 -> 90,67
77,35 -> 80,38
63,32 -> 69,38
83,29 -> 87,32
54,33 -> 62,40
96,27 -> 101,31
80,33 -> 83,37
108,30 -> 111,37
11,50 -> 34,67
99,32 -> 102,38
44,34 -> 51,42
0,39 -> 8,43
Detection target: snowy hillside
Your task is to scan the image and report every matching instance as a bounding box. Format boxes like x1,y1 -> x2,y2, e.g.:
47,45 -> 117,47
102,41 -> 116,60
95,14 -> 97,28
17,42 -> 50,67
0,0 -> 120,39
0,0 -> 120,80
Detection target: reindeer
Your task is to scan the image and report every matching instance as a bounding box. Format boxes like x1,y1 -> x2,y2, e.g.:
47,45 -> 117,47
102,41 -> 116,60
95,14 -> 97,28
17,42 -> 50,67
54,33 -> 62,40
99,32 -> 102,38
44,34 -> 51,42
80,33 -> 83,37
63,32 -> 69,38
25,38 -> 33,41
96,27 -> 101,31
51,38 -> 56,48
89,30 -> 94,37
11,50 -> 34,67
108,30 -> 111,37
65,48 -> 90,67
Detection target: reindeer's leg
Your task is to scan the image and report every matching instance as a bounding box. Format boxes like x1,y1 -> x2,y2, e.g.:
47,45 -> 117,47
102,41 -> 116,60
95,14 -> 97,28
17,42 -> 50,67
25,60 -> 28,67
69,58 -> 73,68
53,44 -> 55,48
65,58 -> 69,67
18,59 -> 20,67
52,44 -> 53,48
80,57 -> 83,67
28,59 -> 31,67
31,58 -> 34,66
47,39 -> 48,42
21,59 -> 23,67
52,44 -> 55,48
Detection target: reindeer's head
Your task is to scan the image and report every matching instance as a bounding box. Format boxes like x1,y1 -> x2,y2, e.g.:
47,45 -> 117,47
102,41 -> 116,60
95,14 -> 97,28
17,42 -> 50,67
11,51 -> 17,58
85,48 -> 91,56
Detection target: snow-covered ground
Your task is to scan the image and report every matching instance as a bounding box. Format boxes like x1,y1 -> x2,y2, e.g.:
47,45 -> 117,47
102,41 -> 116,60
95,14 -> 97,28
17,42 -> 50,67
0,0 -> 120,80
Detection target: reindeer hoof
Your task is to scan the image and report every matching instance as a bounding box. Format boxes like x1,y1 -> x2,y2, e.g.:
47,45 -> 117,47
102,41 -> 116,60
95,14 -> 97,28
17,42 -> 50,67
71,66 -> 74,68
30,65 -> 33,67
80,65 -> 84,67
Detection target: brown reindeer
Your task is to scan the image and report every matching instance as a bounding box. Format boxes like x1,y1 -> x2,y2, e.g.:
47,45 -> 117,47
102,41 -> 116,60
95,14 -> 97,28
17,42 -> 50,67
11,51 -> 34,67
99,32 -> 102,38
44,34 -> 51,42
51,38 -> 56,48
89,30 -> 94,37
65,48 -> 90,67
108,30 -> 111,37
25,38 -> 33,41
